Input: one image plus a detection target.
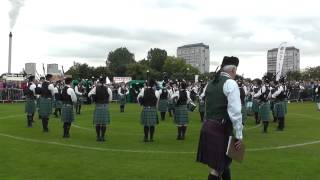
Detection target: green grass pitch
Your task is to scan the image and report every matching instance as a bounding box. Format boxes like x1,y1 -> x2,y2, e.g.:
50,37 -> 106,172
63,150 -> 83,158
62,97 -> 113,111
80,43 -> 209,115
0,102 -> 319,180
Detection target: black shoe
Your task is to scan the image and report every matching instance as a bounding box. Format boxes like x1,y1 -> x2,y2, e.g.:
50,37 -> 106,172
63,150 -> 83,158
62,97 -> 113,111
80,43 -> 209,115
143,138 -> 149,142
43,129 -> 49,133
149,138 -> 154,142
176,136 -> 181,140
97,137 -> 101,141
100,137 -> 105,142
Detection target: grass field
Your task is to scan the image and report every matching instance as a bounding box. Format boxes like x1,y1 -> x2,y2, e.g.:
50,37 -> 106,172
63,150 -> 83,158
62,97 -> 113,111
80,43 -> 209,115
0,102 -> 319,180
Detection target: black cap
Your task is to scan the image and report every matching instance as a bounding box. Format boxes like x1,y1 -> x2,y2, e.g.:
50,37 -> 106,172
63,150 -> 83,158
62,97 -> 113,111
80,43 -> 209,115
99,76 -> 105,83
46,74 -> 53,80
28,75 -> 35,82
65,77 -> 72,84
262,76 -> 270,83
180,81 -> 187,89
221,56 -> 239,68
40,77 -> 45,81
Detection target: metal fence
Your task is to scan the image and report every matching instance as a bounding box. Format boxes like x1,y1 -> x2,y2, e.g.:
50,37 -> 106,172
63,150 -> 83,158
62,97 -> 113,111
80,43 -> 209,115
0,88 -> 24,102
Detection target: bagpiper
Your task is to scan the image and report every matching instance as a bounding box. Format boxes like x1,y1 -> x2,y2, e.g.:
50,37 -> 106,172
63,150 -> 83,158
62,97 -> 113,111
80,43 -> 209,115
74,80 -> 85,114
37,74 -> 55,132
236,76 -> 247,125
171,81 -> 192,140
137,79 -> 160,142
272,77 -> 287,131
254,76 -> 271,133
60,78 -> 77,138
118,82 -> 129,113
24,75 -> 36,127
88,77 -> 113,142
251,79 -> 261,124
53,80 -> 63,118
158,82 -> 170,121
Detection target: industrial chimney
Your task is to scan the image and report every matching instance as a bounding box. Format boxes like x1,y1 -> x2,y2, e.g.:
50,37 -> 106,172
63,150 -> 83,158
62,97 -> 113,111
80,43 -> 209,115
8,32 -> 12,74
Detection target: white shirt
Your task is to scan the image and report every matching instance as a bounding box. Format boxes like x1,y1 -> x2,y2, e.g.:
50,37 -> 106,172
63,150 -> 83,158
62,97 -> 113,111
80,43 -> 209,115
65,85 -> 77,103
272,85 -> 284,99
137,88 -> 160,102
88,84 -> 113,102
170,89 -> 192,102
28,83 -> 37,96
118,87 -> 129,96
74,86 -> 83,96
201,72 -> 243,140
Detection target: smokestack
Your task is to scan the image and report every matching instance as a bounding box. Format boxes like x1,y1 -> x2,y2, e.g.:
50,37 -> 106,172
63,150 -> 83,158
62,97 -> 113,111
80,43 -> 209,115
8,32 -> 12,74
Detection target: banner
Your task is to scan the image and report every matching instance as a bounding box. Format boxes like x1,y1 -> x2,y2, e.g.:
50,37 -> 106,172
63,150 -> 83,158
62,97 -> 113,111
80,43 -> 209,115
113,77 -> 132,83
276,42 -> 287,81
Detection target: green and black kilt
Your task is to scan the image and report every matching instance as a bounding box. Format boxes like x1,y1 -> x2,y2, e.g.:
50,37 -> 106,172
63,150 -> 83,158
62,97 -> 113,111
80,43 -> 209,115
140,106 -> 158,126
168,99 -> 175,111
93,104 -> 111,125
119,95 -> 126,106
174,105 -> 189,125
252,99 -> 259,113
61,104 -> 75,123
55,100 -> 63,109
270,99 -> 275,114
38,98 -> 53,118
36,97 -> 40,109
158,99 -> 168,112
259,102 -> 270,122
25,98 -> 36,115
241,104 -> 247,123
316,96 -> 320,103
274,101 -> 285,118
198,101 -> 205,113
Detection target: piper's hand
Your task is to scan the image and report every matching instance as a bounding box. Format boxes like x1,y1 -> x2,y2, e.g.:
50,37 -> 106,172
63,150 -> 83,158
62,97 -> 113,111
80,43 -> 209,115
234,139 -> 243,151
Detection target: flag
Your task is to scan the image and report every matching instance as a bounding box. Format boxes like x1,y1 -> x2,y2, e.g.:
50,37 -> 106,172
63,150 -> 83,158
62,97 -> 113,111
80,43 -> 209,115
276,42 -> 287,81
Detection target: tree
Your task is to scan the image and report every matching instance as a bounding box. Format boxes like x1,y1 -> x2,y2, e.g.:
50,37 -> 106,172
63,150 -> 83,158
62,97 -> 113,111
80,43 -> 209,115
162,56 -> 200,81
147,48 -> 167,71
92,66 -> 114,79
65,63 -> 94,79
107,47 -> 135,76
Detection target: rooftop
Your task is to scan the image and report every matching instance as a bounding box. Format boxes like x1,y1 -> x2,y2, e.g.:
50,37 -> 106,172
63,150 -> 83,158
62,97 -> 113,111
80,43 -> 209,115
178,43 -> 209,49
268,46 -> 299,52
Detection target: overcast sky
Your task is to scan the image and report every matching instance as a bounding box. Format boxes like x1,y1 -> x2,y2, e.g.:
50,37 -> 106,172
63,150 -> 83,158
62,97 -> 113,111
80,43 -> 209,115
0,0 -> 319,78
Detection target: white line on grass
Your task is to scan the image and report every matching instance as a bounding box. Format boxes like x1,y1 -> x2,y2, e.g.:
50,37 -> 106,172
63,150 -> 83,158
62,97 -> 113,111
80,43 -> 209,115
1,132 -> 319,154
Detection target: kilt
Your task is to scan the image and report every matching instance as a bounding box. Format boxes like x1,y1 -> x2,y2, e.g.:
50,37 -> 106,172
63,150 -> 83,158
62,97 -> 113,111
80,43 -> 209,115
38,98 -> 53,118
25,99 -> 36,115
158,99 -> 168,112
61,104 -> 75,123
252,100 -> 259,113
55,100 -> 63,109
140,106 -> 158,126
259,102 -> 270,122
93,104 -> 111,125
198,101 -> 205,113
174,105 -> 188,125
36,97 -> 40,109
168,99 -> 175,110
241,105 -> 247,123
274,101 -> 285,118
196,120 -> 232,174
284,100 -> 288,114
119,95 -> 126,106
316,96 -> 320,103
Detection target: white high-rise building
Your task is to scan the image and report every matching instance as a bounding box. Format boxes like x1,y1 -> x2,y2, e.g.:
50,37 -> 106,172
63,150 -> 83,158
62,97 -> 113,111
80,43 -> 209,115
25,63 -> 36,76
267,47 -> 300,75
47,64 -> 60,75
177,43 -> 210,73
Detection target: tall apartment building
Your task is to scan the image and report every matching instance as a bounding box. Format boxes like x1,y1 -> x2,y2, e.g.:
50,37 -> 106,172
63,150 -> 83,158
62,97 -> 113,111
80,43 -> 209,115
267,46 -> 300,75
47,63 -> 61,75
25,63 -> 36,76
177,43 -> 210,73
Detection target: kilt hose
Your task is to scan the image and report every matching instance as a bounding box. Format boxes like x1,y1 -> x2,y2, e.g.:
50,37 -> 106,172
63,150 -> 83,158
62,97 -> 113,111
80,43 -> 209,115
196,120 -> 232,175
140,106 -> 158,126
174,105 -> 188,125
274,101 -> 286,118
93,104 -> 111,125
25,99 -> 36,115
38,98 -> 53,119
158,99 -> 168,112
61,104 -> 75,123
259,102 -> 270,122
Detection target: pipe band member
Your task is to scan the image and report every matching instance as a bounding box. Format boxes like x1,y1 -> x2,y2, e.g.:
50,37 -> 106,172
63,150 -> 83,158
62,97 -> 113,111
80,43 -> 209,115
254,76 -> 271,133
158,82 -> 170,121
198,81 -> 206,122
61,78 -> 77,138
197,56 -> 243,180
38,74 -> 55,132
272,77 -> 287,131
137,79 -> 160,142
118,82 -> 129,112
24,75 -> 36,127
88,77 -> 113,142
74,80 -> 84,114
53,80 -> 63,118
171,81 -> 192,140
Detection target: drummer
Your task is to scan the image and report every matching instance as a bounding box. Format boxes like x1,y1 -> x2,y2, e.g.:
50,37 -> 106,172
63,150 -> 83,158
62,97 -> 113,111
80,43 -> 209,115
171,81 -> 192,140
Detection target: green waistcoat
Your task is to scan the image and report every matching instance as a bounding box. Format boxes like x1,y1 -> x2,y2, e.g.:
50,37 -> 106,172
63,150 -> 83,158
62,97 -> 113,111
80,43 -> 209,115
205,75 -> 230,120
